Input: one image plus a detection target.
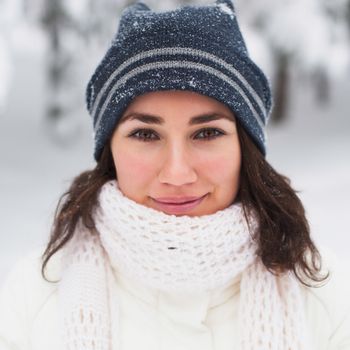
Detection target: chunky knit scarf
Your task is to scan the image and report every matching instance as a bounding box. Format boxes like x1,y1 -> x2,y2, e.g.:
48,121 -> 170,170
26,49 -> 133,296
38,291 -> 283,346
58,180 -> 309,350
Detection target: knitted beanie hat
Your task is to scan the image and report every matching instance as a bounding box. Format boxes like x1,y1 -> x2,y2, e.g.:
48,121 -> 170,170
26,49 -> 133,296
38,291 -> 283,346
86,0 -> 273,161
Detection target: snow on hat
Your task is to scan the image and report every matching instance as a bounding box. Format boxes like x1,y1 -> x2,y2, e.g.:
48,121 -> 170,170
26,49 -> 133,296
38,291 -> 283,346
86,0 -> 273,161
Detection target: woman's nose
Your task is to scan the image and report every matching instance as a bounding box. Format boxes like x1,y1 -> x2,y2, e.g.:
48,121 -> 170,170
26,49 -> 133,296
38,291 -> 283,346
158,143 -> 197,186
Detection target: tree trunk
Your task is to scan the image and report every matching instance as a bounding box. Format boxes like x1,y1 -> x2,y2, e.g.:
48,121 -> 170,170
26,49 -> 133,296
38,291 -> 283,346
41,0 -> 68,123
271,51 -> 290,123
311,69 -> 330,105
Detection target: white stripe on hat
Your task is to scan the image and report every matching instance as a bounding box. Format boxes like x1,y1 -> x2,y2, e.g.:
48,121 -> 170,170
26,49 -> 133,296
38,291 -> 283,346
90,47 -> 267,120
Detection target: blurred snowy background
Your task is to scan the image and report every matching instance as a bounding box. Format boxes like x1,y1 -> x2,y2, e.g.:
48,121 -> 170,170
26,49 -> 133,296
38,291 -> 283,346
1,0 -> 350,282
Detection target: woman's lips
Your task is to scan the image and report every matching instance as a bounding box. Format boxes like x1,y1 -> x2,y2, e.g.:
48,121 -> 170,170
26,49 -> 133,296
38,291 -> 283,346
152,195 -> 207,214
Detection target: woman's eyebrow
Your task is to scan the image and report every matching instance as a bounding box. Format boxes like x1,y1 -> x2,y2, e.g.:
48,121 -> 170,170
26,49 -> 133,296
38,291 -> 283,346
119,113 -> 235,125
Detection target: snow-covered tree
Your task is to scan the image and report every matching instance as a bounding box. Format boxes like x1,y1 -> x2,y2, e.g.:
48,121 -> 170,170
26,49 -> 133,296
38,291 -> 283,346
25,0 -> 131,144
236,0 -> 350,122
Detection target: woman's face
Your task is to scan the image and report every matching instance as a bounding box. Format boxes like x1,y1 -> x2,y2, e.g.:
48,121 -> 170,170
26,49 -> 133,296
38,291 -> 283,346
110,90 -> 241,216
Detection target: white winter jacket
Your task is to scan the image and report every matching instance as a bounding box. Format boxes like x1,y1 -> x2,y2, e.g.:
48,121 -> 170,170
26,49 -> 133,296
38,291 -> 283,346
0,246 -> 349,350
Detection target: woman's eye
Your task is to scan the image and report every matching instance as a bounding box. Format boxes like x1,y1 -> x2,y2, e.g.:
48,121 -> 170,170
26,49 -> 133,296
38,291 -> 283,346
128,128 -> 224,142
195,128 -> 224,140
128,129 -> 159,142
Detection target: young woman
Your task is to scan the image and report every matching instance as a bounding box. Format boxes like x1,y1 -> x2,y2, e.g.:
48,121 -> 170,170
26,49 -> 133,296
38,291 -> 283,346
1,1 -> 349,349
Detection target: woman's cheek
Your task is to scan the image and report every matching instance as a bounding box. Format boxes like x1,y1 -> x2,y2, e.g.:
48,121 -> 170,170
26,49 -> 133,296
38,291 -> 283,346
199,151 -> 240,180
116,150 -> 157,178
204,158 -> 231,181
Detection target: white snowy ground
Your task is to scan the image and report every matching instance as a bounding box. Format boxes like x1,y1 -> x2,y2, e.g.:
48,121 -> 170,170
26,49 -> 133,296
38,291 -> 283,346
1,51 -> 349,284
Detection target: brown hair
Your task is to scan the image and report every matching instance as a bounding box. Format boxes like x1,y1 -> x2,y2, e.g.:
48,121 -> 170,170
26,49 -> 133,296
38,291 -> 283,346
41,122 -> 328,287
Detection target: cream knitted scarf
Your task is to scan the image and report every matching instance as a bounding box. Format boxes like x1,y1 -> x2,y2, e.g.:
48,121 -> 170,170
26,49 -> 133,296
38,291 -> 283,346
58,180 -> 309,350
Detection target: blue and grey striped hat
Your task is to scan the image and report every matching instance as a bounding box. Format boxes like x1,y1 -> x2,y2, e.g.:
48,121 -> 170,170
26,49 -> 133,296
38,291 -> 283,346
86,0 -> 273,161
